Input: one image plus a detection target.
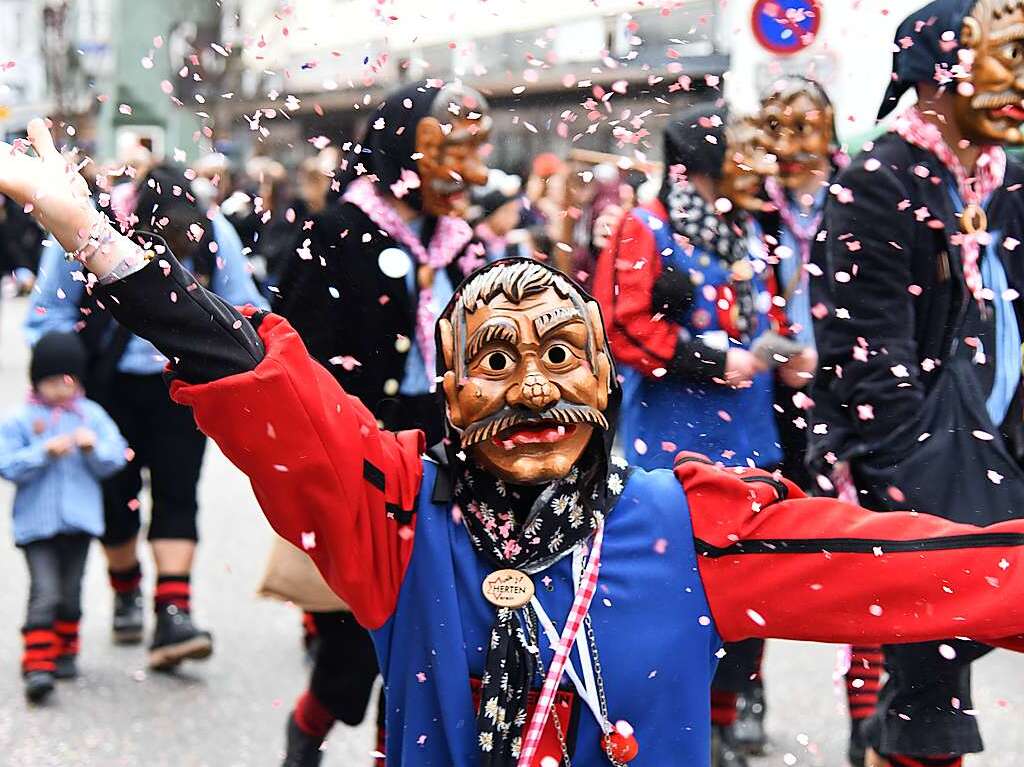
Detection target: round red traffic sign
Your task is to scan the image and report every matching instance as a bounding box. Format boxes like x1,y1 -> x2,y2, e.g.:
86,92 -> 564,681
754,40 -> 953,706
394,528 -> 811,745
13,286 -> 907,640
751,0 -> 822,55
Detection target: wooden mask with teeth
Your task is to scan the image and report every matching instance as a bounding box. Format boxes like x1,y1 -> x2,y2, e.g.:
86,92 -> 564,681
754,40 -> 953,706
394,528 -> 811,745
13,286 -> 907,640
955,0 -> 1024,144
437,259 -> 615,484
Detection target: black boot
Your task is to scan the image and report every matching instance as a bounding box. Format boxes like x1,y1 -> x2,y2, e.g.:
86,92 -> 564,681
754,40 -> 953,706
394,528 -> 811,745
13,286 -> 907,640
848,719 -> 867,767
54,654 -> 79,680
24,670 -> 55,704
113,589 -> 144,645
711,725 -> 750,767
283,712 -> 324,767
149,605 -> 213,670
732,684 -> 768,755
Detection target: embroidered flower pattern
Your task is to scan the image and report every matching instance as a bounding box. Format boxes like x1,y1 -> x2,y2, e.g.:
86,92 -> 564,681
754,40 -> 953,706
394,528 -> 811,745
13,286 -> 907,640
454,457 -> 633,763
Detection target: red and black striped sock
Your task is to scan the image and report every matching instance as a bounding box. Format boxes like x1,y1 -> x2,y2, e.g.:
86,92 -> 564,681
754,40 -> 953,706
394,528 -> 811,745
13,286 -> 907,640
22,626 -> 58,675
54,619 -> 80,658
154,575 -> 191,613
710,689 -> 739,727
846,644 -> 884,721
884,755 -> 963,767
109,562 -> 142,594
294,689 -> 335,739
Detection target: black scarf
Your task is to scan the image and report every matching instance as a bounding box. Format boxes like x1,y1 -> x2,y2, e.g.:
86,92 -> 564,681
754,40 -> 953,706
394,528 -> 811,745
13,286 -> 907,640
454,448 -> 629,766
437,260 -> 626,766
657,102 -> 760,344
664,178 -> 759,345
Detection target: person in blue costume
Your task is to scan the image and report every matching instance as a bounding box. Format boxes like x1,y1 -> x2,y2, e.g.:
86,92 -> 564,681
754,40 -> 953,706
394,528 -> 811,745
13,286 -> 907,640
7,115 -> 1024,767
593,103 -> 815,476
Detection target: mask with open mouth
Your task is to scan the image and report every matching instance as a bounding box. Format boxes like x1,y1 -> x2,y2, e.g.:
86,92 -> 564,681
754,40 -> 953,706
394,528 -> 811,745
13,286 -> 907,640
955,0 -> 1024,144
416,83 -> 493,217
879,0 -> 1024,144
438,258 -> 617,485
758,78 -> 836,190
436,259 -> 626,767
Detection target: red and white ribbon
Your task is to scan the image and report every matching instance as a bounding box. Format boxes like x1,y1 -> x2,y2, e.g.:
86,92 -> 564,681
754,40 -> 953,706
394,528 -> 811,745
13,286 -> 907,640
517,523 -> 605,767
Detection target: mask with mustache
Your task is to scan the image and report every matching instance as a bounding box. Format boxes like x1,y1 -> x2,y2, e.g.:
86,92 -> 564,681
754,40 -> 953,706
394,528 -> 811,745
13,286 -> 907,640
415,83 -> 492,217
438,258 -> 617,485
435,258 -> 627,767
759,79 -> 836,190
954,0 -> 1024,144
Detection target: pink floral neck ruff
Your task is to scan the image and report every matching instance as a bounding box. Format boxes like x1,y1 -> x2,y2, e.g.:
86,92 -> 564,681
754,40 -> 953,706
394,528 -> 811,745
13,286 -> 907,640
764,176 -> 824,272
342,176 -> 473,381
893,107 -> 1006,303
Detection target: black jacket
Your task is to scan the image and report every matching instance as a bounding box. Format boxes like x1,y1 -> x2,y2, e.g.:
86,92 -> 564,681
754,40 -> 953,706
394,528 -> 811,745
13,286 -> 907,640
810,132 -> 1024,521
272,200 -> 474,412
0,195 -> 43,274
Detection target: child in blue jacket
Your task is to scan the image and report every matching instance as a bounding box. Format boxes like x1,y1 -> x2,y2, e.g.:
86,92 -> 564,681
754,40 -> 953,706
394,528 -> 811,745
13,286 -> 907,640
0,331 -> 127,703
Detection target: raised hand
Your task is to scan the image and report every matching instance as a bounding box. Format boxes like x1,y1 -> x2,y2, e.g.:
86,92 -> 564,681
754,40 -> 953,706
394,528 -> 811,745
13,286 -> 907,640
0,118 -> 98,253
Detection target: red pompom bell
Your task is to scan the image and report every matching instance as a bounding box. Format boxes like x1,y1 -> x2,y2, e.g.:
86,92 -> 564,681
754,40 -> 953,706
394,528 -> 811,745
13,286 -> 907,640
601,722 -> 639,763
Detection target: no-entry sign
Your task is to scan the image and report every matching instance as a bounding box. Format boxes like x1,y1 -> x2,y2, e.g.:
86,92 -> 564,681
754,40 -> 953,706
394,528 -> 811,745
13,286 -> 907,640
751,0 -> 822,55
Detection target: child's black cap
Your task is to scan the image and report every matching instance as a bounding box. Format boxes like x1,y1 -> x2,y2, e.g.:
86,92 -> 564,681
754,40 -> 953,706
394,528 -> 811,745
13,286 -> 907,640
30,331 -> 87,387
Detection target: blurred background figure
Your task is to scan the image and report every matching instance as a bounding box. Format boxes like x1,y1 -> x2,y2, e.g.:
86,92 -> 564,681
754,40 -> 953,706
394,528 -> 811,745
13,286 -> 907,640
191,151 -> 233,208
467,169 -> 528,262
24,162 -> 266,674
0,195 -> 43,298
0,331 -> 126,704
522,151 -> 568,261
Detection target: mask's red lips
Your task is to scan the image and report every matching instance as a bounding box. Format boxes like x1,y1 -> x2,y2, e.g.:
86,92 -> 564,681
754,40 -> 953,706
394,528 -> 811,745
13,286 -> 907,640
996,104 -> 1024,122
492,422 -> 578,451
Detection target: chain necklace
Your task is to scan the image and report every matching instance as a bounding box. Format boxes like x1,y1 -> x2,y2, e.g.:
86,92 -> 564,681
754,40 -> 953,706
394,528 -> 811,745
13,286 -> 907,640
522,602 -> 627,767
584,614 -> 626,767
523,609 -> 573,767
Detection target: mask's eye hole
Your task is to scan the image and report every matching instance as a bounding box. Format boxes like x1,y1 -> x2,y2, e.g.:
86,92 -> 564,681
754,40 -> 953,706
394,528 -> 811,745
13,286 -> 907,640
543,344 -> 571,366
483,351 -> 513,372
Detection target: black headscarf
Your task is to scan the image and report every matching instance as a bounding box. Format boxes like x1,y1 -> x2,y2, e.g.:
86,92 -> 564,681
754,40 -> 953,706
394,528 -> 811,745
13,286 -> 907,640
338,80 -> 443,212
434,258 -> 626,767
878,0 -> 977,118
659,101 -> 729,194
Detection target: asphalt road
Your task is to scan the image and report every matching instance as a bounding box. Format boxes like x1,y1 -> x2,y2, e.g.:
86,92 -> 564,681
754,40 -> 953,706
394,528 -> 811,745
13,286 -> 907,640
0,294 -> 1021,767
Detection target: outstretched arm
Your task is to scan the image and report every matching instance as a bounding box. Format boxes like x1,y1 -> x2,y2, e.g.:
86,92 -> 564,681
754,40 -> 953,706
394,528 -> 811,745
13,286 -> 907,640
676,454 -> 1024,647
0,120 -> 424,630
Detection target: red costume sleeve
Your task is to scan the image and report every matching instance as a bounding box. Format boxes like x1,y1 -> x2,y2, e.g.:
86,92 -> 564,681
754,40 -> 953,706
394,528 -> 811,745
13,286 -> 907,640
593,210 -> 728,381
170,313 -> 424,630
675,453 -> 1024,648
595,211 -> 678,376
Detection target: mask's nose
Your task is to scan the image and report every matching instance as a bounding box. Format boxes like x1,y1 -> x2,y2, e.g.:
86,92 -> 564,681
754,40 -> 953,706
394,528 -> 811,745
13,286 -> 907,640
506,367 -> 560,411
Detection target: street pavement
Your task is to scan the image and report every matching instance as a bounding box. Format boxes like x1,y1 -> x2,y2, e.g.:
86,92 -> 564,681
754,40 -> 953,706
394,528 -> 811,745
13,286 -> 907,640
0,294 -> 1021,766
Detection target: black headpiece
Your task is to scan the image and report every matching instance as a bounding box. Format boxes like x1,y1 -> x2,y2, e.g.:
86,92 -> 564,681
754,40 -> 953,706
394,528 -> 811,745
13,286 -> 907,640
878,0 -> 977,119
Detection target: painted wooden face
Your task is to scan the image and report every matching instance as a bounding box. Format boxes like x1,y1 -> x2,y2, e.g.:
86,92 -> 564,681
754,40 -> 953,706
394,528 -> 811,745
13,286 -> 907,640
415,91 -> 491,217
440,283 -> 612,485
760,92 -> 833,189
955,0 -> 1024,144
721,116 -> 778,212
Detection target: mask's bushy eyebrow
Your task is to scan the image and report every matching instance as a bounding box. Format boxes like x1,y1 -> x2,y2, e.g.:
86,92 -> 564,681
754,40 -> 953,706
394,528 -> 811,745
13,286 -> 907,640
989,22 -> 1024,45
466,317 -> 519,360
533,307 -> 584,338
